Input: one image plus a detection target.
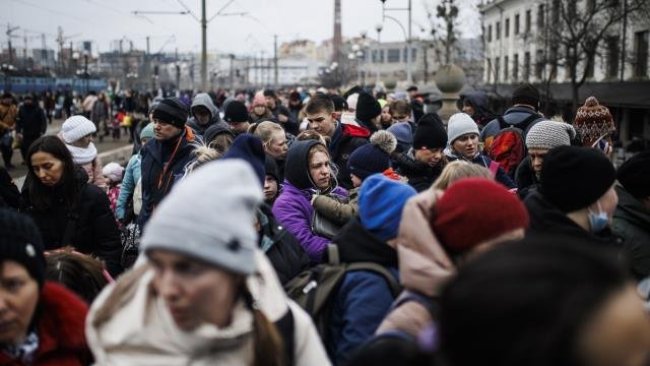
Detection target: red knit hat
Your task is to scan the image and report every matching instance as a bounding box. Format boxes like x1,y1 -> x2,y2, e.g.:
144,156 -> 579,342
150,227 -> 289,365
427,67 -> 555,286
430,178 -> 529,253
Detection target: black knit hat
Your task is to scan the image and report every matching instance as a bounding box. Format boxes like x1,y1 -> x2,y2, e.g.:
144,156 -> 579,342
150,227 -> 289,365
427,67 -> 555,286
413,113 -> 448,150
331,95 -> 348,112
512,83 -> 540,107
541,146 -> 616,212
355,92 -> 382,123
224,101 -> 250,123
0,209 -> 46,287
617,151 -> 650,199
152,97 -> 189,128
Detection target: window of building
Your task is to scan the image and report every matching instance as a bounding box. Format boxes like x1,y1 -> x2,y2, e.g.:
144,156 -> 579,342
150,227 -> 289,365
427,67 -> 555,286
537,4 -> 545,30
513,53 -> 519,81
387,48 -> 400,63
606,36 -> 619,78
535,49 -> 545,79
496,21 -> 501,40
552,0 -> 561,24
412,48 -> 417,61
515,14 -> 520,35
504,55 -> 509,82
634,31 -> 649,77
587,0 -> 596,12
495,57 -> 500,83
566,44 -> 575,79
549,47 -> 558,80
524,52 -> 531,81
505,18 -> 510,38
487,58 -> 492,83
488,25 -> 492,42
567,1 -> 576,19
525,10 -> 532,33
586,51 -> 595,78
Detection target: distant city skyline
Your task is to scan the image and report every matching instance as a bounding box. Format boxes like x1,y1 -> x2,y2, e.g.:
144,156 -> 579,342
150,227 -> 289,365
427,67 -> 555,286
1,0 -> 481,56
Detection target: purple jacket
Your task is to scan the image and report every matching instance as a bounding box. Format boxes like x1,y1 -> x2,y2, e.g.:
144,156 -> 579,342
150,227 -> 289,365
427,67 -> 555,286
273,181 -> 347,263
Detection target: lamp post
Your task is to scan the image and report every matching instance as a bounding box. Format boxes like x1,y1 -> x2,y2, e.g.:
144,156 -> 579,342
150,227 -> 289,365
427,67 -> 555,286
360,31 -> 367,86
375,23 -> 383,85
380,0 -> 412,84
83,51 -> 89,94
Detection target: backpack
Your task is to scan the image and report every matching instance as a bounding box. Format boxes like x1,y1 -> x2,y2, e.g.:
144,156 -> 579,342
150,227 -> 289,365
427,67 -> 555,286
487,114 -> 540,177
284,245 -> 402,340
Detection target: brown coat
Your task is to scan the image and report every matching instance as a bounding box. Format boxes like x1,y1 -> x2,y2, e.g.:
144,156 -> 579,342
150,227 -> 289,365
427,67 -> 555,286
376,188 -> 456,338
312,187 -> 359,226
0,103 -> 18,132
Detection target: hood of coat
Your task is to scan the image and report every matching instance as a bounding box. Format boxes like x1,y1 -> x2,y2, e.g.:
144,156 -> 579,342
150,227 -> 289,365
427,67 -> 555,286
190,93 -> 220,121
35,282 -> 90,357
284,139 -> 332,191
333,218 -> 398,267
393,189 -> 455,297
614,184 -> 650,229
85,250 -> 288,362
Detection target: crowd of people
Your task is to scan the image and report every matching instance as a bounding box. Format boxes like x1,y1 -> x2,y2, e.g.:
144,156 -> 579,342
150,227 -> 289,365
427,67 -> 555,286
1,82 -> 650,366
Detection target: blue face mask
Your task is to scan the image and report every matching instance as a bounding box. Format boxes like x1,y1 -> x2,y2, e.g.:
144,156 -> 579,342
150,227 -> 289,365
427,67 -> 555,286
587,201 -> 609,233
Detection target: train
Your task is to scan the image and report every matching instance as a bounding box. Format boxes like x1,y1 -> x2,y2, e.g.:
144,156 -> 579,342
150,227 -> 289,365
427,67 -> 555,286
1,75 -> 108,94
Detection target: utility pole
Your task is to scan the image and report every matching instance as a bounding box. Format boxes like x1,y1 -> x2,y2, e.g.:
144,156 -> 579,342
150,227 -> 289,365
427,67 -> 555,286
201,0 -> 208,91
273,34 -> 278,88
6,24 -> 20,65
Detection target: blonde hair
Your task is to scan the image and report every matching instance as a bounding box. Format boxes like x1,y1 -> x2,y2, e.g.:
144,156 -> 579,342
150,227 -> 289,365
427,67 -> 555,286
252,121 -> 285,152
432,160 -> 493,190
297,130 -> 329,146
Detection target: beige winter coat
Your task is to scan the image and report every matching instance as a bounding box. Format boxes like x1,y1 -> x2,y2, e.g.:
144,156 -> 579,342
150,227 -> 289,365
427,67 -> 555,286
86,250 -> 330,366
375,188 -> 456,338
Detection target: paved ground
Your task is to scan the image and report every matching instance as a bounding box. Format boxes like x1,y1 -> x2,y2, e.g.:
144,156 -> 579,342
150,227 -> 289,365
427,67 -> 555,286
4,117 -> 134,179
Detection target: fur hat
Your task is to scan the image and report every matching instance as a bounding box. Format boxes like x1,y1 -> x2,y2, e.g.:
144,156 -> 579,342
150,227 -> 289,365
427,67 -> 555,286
102,162 -> 124,183
61,115 -> 97,144
541,146 -> 616,212
359,174 -> 417,242
152,97 -> 189,129
447,113 -> 479,145
0,209 -> 46,287
355,92 -> 382,123
141,160 -> 263,275
414,113 -> 448,150
525,120 -> 576,150
573,96 -> 616,147
431,178 -> 529,253
348,131 -> 396,181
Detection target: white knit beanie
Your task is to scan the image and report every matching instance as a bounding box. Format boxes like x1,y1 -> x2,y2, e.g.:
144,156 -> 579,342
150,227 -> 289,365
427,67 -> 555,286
525,120 -> 576,150
141,160 -> 263,275
447,113 -> 479,145
102,162 -> 124,183
61,115 -> 97,144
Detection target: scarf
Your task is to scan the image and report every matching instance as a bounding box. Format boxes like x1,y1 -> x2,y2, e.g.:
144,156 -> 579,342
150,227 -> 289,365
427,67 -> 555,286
2,331 -> 39,364
66,142 -> 98,165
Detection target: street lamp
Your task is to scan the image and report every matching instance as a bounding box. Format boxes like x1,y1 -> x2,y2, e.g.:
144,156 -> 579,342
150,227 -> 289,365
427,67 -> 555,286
375,23 -> 383,85
380,0 -> 412,84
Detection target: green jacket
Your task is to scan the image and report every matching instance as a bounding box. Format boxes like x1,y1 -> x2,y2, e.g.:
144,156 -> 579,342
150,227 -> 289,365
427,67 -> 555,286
612,184 -> 650,279
312,187 -> 359,226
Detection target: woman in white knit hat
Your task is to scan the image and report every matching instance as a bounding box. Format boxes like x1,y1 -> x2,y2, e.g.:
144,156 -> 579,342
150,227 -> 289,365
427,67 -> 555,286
444,112 -> 516,189
59,115 -> 107,190
86,160 -> 330,366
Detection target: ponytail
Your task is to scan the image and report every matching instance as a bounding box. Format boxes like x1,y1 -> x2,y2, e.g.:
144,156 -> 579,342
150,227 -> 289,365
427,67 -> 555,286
242,285 -> 286,366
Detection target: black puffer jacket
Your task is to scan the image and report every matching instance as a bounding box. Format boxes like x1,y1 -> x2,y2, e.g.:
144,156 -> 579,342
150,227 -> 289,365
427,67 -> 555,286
392,150 -> 443,193
257,204 -> 311,284
20,168 -> 122,276
0,167 -> 20,209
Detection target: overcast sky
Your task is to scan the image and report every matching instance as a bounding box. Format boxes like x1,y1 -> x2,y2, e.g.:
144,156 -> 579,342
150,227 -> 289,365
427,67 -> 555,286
1,0 -> 480,56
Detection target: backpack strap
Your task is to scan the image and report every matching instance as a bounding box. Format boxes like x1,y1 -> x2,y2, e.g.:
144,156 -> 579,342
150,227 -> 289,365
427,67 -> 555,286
346,262 -> 402,297
518,113 -> 543,135
275,307 -> 296,366
497,116 -> 508,130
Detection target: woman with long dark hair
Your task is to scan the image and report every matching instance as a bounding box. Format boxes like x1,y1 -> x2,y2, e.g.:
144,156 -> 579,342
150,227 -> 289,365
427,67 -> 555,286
20,135 -> 122,276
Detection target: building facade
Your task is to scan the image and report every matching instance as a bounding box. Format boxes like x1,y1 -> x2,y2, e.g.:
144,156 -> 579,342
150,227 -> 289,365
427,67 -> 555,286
481,0 -> 650,143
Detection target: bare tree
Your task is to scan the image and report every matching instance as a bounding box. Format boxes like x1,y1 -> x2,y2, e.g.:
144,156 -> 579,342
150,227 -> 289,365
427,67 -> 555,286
537,0 -> 649,111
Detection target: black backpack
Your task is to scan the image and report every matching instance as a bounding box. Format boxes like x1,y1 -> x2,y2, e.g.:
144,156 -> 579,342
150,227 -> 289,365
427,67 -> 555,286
284,245 -> 402,340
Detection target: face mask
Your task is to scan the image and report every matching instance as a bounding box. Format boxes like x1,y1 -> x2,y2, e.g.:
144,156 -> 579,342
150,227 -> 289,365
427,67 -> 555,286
587,201 -> 609,233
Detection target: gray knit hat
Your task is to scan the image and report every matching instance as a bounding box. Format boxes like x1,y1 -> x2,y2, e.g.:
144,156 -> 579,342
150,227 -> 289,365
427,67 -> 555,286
525,120 -> 576,150
447,113 -> 479,145
141,160 -> 263,275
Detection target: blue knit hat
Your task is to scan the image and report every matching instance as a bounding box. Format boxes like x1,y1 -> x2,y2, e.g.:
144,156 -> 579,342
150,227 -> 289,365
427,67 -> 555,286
387,122 -> 413,152
359,174 -> 417,242
222,134 -> 265,186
